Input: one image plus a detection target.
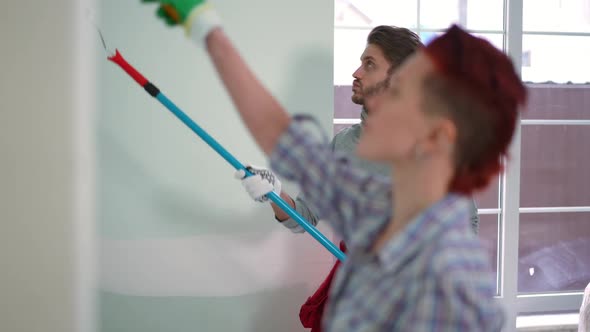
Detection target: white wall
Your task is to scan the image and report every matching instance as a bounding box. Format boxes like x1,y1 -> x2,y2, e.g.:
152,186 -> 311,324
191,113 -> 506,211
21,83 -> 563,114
0,1 -> 96,332
97,1 -> 334,331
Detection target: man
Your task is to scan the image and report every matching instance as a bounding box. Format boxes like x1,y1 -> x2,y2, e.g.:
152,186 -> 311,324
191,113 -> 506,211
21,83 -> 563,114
266,26 -> 419,232
264,25 -> 479,233
260,26 -> 480,236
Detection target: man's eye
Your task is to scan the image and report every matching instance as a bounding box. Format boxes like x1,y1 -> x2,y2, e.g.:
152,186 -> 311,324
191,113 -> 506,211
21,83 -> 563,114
363,61 -> 374,70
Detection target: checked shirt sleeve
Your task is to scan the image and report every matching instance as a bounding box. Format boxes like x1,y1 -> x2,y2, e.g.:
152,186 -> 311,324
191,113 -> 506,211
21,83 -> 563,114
269,115 -> 390,242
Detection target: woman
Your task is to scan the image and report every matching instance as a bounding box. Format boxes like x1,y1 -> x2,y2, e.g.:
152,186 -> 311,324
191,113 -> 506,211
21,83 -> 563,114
143,1 -> 527,330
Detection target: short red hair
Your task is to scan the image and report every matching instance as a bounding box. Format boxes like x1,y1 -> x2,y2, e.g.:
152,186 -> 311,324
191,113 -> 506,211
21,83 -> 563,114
423,25 -> 527,195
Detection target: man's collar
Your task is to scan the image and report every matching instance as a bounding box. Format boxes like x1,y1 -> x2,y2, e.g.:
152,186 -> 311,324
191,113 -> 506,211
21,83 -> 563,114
360,107 -> 368,125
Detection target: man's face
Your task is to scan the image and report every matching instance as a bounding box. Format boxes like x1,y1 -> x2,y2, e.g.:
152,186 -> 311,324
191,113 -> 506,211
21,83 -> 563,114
351,44 -> 392,106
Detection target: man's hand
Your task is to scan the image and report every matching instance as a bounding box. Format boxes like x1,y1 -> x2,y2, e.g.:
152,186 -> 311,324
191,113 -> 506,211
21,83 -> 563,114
235,165 -> 282,203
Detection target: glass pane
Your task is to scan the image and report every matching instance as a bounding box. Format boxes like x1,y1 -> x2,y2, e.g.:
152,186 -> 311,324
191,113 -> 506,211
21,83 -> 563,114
522,35 -> 590,84
334,86 -> 363,118
419,0 -> 504,31
524,0 -> 590,33
479,214 -> 499,295
474,176 -> 500,209
518,212 -> 590,293
335,0 -> 418,29
521,125 -> 590,207
334,28 -> 371,86
523,85 -> 590,120
420,32 -> 504,51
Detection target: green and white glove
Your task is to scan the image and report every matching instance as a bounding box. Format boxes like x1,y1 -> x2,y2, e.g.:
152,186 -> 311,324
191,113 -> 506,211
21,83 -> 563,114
141,0 -> 221,47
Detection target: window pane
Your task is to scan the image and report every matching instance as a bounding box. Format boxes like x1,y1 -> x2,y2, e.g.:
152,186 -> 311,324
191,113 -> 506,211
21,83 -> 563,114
420,32 -> 504,51
522,35 -> 590,84
419,0 -> 504,31
524,0 -> 590,33
523,85 -> 590,120
521,125 -> 590,207
334,28 -> 370,86
474,176 -> 500,209
518,212 -> 590,293
479,213 -> 500,294
334,86 -> 363,118
335,0 -> 418,29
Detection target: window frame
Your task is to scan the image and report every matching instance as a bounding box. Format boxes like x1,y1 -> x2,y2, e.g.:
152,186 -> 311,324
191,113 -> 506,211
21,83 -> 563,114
333,0 -> 589,330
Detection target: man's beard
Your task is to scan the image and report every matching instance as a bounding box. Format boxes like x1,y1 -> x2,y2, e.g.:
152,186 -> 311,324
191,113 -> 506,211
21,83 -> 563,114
362,76 -> 391,99
351,94 -> 364,105
352,74 -> 391,106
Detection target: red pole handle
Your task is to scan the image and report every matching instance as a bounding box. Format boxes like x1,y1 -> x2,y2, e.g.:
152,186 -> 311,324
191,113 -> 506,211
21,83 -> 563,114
108,49 -> 149,87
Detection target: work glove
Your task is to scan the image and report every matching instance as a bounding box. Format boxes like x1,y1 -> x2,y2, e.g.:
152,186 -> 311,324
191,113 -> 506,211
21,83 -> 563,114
141,0 -> 221,46
234,165 -> 282,203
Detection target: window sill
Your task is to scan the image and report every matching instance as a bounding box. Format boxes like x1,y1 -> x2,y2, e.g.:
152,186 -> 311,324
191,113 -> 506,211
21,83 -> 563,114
517,313 -> 579,332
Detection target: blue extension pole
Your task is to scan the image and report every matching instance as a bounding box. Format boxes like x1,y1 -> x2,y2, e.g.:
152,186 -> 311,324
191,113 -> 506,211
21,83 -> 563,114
108,49 -> 346,262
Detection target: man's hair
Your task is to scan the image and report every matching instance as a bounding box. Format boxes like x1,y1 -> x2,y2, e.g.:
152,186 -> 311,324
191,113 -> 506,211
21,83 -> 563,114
367,25 -> 423,73
422,25 -> 527,195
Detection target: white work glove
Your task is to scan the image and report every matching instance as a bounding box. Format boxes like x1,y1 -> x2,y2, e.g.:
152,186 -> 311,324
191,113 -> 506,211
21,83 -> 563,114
234,165 -> 282,203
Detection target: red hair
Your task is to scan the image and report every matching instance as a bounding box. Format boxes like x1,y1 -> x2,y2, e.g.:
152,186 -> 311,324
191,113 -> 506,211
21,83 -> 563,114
423,25 -> 527,194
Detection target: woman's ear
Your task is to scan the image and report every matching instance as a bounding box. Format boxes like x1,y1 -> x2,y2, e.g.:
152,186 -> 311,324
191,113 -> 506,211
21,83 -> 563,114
429,117 -> 457,154
414,116 -> 457,161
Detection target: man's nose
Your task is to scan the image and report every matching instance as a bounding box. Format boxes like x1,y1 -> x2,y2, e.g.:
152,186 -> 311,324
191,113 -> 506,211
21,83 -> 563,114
352,67 -> 363,79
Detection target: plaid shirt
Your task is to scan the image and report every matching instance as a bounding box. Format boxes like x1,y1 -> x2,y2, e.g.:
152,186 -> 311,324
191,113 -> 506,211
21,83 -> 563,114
270,115 -> 505,331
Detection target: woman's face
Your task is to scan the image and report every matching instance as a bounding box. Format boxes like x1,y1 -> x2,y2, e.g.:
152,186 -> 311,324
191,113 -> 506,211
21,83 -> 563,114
357,52 -> 440,164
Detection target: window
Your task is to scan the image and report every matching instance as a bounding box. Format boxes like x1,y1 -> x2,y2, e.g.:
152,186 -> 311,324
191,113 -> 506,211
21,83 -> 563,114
518,0 -> 590,309
522,36 -> 590,83
333,0 -> 589,329
523,0 -> 590,33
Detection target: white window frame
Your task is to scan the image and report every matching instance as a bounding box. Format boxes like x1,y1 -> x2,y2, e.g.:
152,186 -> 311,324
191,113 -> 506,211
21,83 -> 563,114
334,0 -> 589,330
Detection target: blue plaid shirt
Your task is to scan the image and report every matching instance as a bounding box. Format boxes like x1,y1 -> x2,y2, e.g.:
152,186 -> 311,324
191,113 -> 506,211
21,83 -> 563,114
270,115 -> 505,331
